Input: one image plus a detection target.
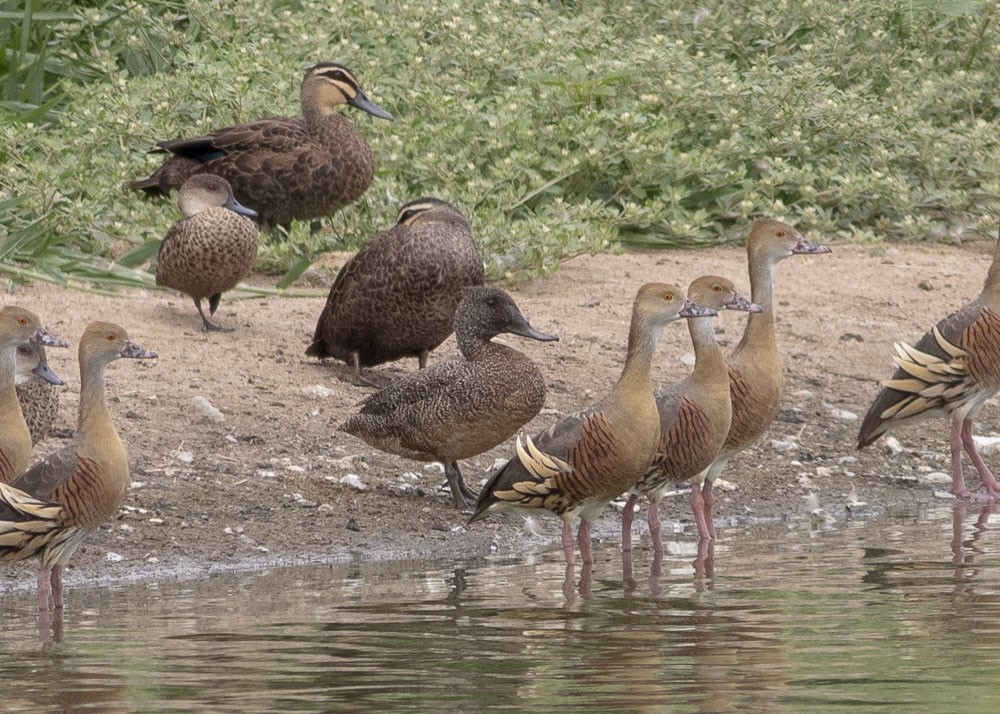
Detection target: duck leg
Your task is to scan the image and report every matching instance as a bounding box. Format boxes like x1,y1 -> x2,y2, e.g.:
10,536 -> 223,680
36,566 -> 51,610
51,565 -> 65,609
701,479 -> 717,539
194,298 -> 233,333
961,418 -> 1000,497
577,520 -> 593,565
949,421 -> 971,498
689,485 -> 713,541
443,462 -> 478,509
561,520 -> 575,567
621,492 -> 639,553
646,499 -> 664,554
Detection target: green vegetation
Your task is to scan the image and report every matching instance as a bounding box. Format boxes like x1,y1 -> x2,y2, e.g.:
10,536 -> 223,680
2,0 -> 999,291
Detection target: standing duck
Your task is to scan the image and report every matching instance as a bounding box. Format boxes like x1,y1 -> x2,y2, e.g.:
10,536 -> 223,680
0,322 -> 157,609
697,219 -> 831,538
0,306 -> 67,484
623,276 -> 762,551
156,174 -> 259,332
307,197 -> 485,372
859,230 -> 1000,498
128,62 -> 394,229
15,342 -> 64,446
470,284 -> 715,567
340,286 -> 557,508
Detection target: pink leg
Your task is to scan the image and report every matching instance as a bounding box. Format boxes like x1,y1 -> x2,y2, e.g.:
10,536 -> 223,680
702,480 -> 717,540
961,418 -> 1000,496
622,548 -> 636,596
621,493 -> 639,553
51,565 -> 64,609
561,520 -> 575,567
578,521 -> 593,565
950,420 -> 971,498
646,499 -> 664,554
690,486 -> 712,540
36,566 -> 51,610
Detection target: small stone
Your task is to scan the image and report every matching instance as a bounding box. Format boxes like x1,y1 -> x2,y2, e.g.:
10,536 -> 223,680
883,436 -> 903,455
190,395 -> 225,423
346,517 -> 361,532
256,470 -> 277,479
791,389 -> 814,399
680,353 -> 696,367
918,280 -> 934,291
172,450 -> 194,464
130,481 -> 146,489
317,503 -> 335,514
829,407 -> 858,421
770,438 -> 798,451
815,467 -> 834,478
329,455 -> 361,471
933,489 -> 957,499
340,474 -> 367,491
304,384 -> 334,398
840,333 -> 863,342
920,471 -> 953,485
423,463 -> 445,475
715,478 -> 737,491
148,518 -> 164,525
105,552 -> 124,563
972,435 -> 1000,455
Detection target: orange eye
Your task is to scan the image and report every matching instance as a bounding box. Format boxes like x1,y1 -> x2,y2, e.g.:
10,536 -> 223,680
17,317 -> 28,326
107,333 -> 117,342
776,230 -> 786,237
713,285 -> 722,292
663,292 -> 673,301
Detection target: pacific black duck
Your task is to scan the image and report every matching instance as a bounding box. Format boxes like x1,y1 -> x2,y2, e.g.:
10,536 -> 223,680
340,286 -> 557,509
129,62 -> 394,229
156,174 -> 259,332
0,322 -> 157,609
15,342 -> 64,446
306,197 -> 485,372
470,284 -> 716,567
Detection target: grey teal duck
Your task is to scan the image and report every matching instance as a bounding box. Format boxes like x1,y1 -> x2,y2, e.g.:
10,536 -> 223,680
307,197 -> 485,372
156,174 -> 259,332
340,286 -> 557,509
129,62 -> 393,229
470,284 -> 716,567
623,275 -> 761,550
0,306 -> 67,484
859,226 -> 1000,498
0,322 -> 157,609
15,342 -> 64,446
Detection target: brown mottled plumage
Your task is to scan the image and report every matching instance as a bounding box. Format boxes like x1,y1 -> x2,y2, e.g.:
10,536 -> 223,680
307,197 -> 485,371
470,284 -> 717,567
128,62 -> 394,229
698,219 -> 831,537
156,174 -> 259,332
15,342 -> 64,446
623,276 -> 761,550
340,286 -> 557,508
859,229 -> 1000,498
0,307 -> 67,485
0,322 -> 157,609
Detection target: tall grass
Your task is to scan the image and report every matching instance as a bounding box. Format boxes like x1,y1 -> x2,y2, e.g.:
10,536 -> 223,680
1,0 -> 999,293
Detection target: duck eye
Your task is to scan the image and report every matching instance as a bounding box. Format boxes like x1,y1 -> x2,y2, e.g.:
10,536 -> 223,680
17,317 -> 28,326
662,292 -> 673,301
107,333 -> 117,342
776,230 -> 786,238
713,285 -> 722,292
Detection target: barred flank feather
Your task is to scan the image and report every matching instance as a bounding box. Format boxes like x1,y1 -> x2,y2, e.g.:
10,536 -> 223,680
0,482 -> 64,563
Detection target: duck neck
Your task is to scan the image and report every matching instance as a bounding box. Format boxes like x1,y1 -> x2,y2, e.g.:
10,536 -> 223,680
77,358 -> 116,441
688,316 -> 726,378
735,253 -> 778,357
457,331 -> 494,361
616,312 -> 664,395
0,342 -> 22,422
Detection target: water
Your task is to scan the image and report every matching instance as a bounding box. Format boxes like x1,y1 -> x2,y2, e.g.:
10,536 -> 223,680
4,502 -> 1000,712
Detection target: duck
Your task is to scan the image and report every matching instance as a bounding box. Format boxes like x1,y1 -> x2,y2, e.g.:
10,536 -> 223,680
697,219 -> 831,538
0,322 -> 157,609
623,275 -> 762,551
128,62 -> 394,230
15,342 -> 64,446
155,174 -> 259,332
340,286 -> 557,508
306,197 -> 485,372
0,306 -> 67,484
470,284 -> 716,567
859,228 -> 1000,498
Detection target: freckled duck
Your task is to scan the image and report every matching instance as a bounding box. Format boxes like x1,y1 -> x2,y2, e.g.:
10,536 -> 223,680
0,322 -> 157,609
340,286 -> 557,508
700,219 -> 831,538
623,276 -> 762,550
470,284 -> 716,566
156,174 -> 259,332
15,342 -> 64,446
859,228 -> 1000,498
306,197 -> 485,371
128,62 -> 394,230
0,306 -> 67,484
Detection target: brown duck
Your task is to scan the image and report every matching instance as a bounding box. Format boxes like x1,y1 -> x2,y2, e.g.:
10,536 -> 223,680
0,306 -> 67,484
0,322 -> 157,609
15,342 -> 64,446
340,286 -> 557,508
307,197 -> 485,371
128,62 -> 394,229
470,284 -> 715,566
697,219 -> 830,538
859,228 -> 1000,498
623,276 -> 761,550
156,174 -> 259,332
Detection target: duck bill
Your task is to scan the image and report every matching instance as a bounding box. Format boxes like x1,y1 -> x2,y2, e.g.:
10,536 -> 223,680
32,360 -> 65,386
725,292 -> 763,313
349,89 -> 395,121
120,340 -> 158,360
678,298 -> 718,319
224,195 -> 259,219
31,326 -> 68,349
792,235 -> 832,255
504,315 -> 559,342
